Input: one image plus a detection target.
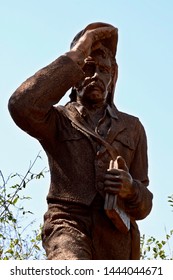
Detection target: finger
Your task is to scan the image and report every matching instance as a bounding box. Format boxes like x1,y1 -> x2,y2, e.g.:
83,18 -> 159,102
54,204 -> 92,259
104,179 -> 122,188
105,173 -> 122,181
104,186 -> 121,195
116,156 -> 129,172
106,169 -> 121,176
109,160 -> 114,169
91,41 -> 102,52
88,26 -> 117,42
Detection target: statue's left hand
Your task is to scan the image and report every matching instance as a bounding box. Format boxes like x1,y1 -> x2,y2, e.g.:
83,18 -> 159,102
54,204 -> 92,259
104,156 -> 135,199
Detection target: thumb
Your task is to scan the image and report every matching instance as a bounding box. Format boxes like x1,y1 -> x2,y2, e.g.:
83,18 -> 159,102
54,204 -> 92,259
115,156 -> 129,172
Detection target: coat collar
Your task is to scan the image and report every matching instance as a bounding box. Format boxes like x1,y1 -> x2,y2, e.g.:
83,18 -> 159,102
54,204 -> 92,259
73,102 -> 118,120
64,102 -> 127,144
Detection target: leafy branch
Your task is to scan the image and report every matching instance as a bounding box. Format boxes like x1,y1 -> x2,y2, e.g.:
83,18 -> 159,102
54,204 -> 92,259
140,194 -> 173,260
0,152 -> 48,260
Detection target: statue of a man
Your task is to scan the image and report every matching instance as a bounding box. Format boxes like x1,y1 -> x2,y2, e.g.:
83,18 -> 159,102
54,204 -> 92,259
8,22 -> 153,260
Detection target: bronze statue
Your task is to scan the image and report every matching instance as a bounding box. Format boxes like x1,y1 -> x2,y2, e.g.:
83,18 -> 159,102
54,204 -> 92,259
8,22 -> 153,260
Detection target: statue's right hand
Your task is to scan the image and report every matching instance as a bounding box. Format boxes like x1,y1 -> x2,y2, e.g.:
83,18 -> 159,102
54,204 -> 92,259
72,26 -> 117,58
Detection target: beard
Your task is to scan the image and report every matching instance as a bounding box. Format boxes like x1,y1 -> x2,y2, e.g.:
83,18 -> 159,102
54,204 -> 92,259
78,83 -> 107,104
76,78 -> 107,101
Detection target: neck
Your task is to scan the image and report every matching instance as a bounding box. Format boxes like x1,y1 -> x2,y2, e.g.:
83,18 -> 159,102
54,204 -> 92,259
77,98 -> 107,126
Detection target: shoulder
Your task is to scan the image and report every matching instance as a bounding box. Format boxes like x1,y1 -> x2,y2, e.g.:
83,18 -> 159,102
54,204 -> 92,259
54,103 -> 79,124
113,106 -> 143,129
118,110 -> 139,121
114,107 -> 147,142
118,110 -> 142,128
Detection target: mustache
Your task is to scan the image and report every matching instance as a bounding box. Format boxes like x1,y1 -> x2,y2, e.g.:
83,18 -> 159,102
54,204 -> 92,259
77,78 -> 105,92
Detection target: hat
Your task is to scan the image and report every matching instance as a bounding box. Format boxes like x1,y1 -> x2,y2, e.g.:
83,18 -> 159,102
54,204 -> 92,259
70,22 -> 118,57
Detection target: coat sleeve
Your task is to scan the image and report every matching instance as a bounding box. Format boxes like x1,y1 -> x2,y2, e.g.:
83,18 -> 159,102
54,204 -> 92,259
124,121 -> 153,220
8,55 -> 84,140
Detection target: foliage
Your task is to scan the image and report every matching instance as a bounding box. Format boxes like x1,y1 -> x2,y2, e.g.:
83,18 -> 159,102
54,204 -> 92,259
140,195 -> 173,260
168,194 -> 173,210
140,231 -> 173,260
0,153 -> 47,260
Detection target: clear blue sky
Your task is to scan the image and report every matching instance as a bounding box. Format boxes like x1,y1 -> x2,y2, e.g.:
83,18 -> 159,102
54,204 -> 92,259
1,0 -> 173,247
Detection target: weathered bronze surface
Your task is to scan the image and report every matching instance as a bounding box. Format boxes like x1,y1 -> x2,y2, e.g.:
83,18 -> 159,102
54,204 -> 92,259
8,22 -> 153,260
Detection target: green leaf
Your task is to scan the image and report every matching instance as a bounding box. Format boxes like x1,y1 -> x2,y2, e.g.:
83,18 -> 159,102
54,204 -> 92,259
12,196 -> 19,205
5,249 -> 14,255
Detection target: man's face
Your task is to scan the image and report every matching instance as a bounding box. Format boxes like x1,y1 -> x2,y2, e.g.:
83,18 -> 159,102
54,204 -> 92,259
76,49 -> 112,105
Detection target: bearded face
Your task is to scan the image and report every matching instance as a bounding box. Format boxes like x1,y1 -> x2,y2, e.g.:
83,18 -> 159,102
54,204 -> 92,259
75,49 -> 113,105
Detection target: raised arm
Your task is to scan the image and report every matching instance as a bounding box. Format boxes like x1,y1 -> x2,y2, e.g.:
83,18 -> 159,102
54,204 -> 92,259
8,55 -> 84,139
8,25 -> 117,140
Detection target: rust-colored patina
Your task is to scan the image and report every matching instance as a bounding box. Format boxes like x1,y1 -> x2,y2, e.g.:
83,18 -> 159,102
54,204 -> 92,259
8,22 -> 153,259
